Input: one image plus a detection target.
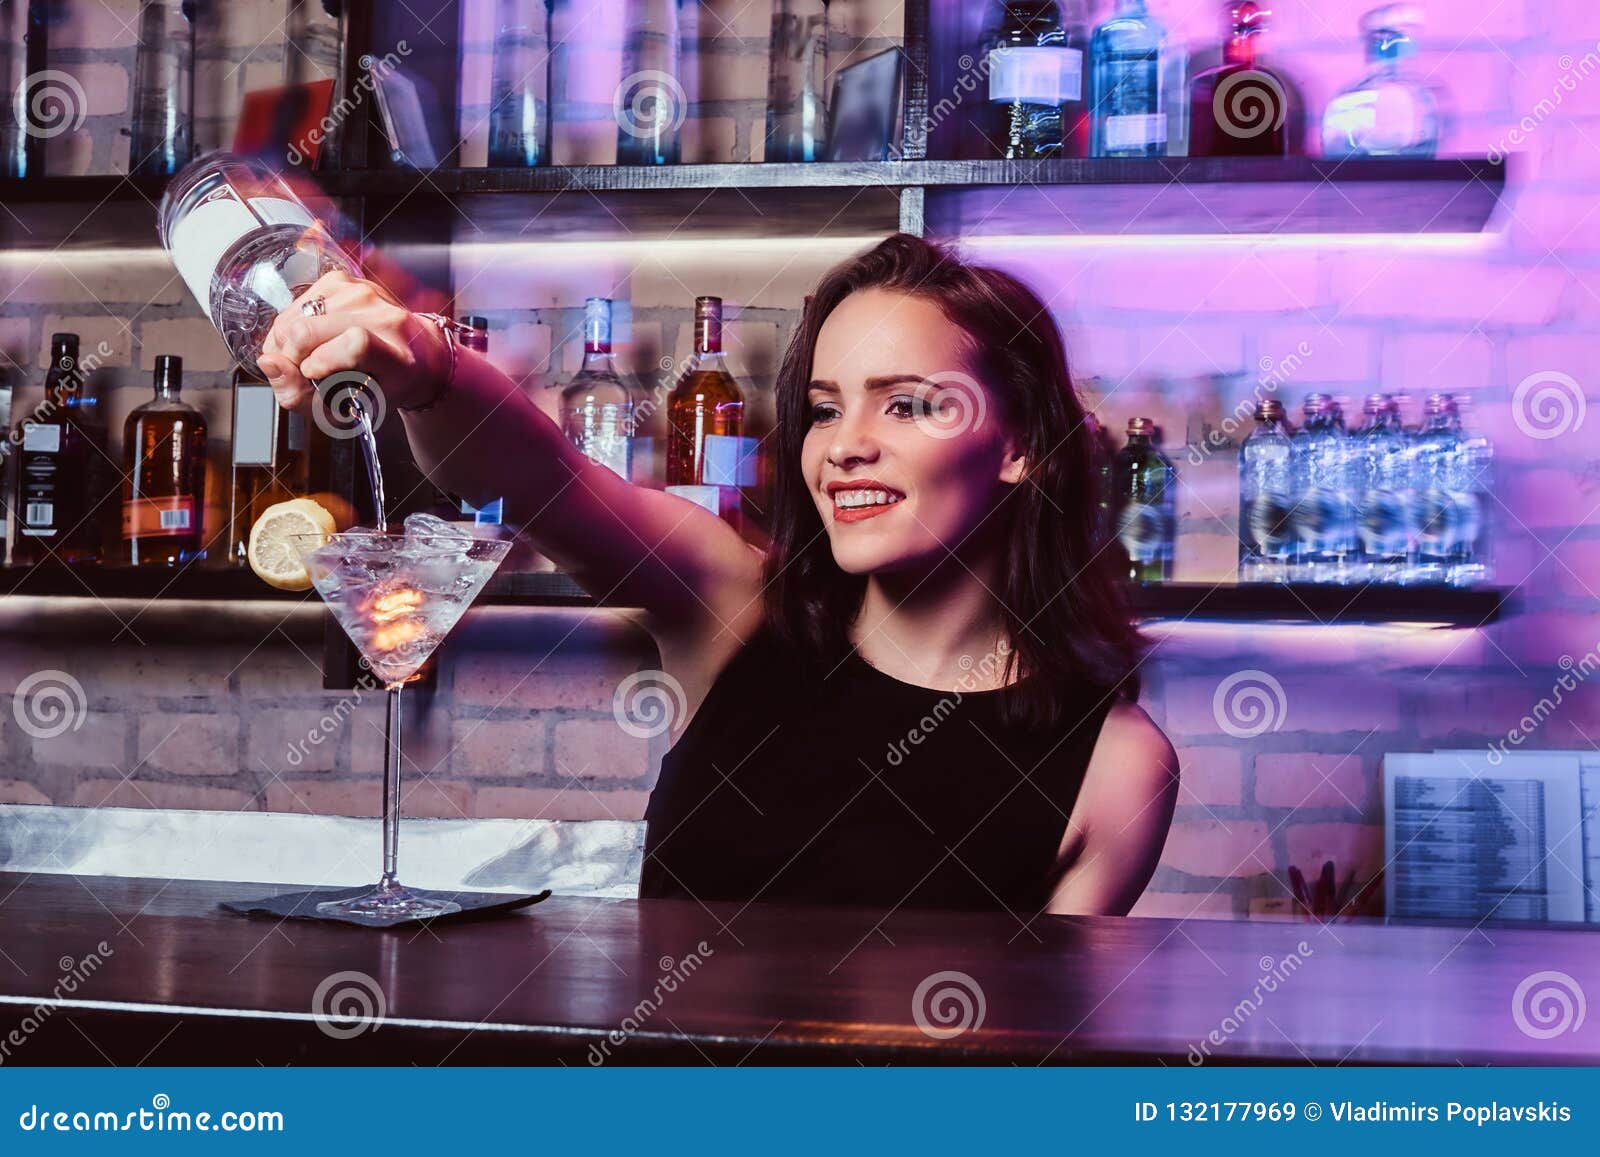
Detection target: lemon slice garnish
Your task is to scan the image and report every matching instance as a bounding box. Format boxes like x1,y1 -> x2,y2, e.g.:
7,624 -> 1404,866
247,498 -> 337,591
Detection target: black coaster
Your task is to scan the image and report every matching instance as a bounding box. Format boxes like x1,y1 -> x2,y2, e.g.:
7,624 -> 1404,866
220,885 -> 553,929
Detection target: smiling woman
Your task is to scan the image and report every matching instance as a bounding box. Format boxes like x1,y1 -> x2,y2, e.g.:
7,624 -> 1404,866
257,233 -> 1179,919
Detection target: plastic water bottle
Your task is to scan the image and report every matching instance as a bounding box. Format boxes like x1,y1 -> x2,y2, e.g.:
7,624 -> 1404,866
1238,398 -> 1293,582
1453,404 -> 1493,587
1353,393 -> 1409,583
1410,393 -> 1477,585
1289,393 -> 1357,583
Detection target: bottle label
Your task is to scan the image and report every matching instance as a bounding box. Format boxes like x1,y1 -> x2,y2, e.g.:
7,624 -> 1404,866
1104,113 -> 1168,151
123,496 -> 196,539
21,424 -> 60,453
168,185 -> 315,321
1246,495 -> 1294,555
1414,487 -> 1457,551
23,501 -> 53,527
989,46 -> 1083,105
1295,488 -> 1354,552
1117,501 -> 1170,564
1359,488 -> 1407,555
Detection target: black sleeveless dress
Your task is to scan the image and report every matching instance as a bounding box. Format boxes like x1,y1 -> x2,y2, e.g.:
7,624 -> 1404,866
639,627 -> 1118,913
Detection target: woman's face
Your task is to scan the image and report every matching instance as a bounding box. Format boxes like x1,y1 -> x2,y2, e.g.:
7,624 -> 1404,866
802,288 -> 1026,577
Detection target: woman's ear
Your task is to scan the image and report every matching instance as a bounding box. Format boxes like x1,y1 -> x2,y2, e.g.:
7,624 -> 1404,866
998,440 -> 1027,485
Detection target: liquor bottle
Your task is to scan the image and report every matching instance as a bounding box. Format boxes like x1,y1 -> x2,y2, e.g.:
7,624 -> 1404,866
10,334 -> 118,567
228,366 -> 312,565
1353,392 -> 1408,584
460,315 -> 489,356
1288,393 -> 1356,583
0,372 -> 13,565
1188,2 -> 1298,157
1089,0 -> 1168,158
488,0 -> 553,167
1409,393 -> 1469,585
1238,398 -> 1293,582
128,0 -> 196,177
123,355 -> 207,567
667,297 -> 744,488
560,297 -> 635,479
617,0 -> 683,165
766,0 -> 830,163
1113,417 -> 1175,584
1321,5 -> 1439,159
983,1 -> 1087,160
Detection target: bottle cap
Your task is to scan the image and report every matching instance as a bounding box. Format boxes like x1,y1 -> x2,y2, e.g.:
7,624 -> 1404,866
1256,398 -> 1285,421
1302,392 -> 1330,415
1126,417 -> 1156,437
583,297 -> 613,353
1228,2 -> 1269,33
154,354 -> 183,393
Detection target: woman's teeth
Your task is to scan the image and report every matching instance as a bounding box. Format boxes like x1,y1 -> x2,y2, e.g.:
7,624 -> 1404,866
834,490 -> 904,509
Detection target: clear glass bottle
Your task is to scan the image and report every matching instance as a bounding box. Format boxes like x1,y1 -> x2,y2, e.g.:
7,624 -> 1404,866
766,0 -> 830,162
617,0 -> 684,165
129,0 -> 197,178
10,334 -> 117,567
488,0 -> 553,168
560,298 -> 635,479
667,297 -> 744,487
1321,4 -> 1439,159
1188,1 -> 1298,157
1238,397 -> 1293,582
1354,392 -> 1409,584
983,1 -> 1086,160
1113,417 -> 1175,584
1452,402 -> 1492,588
123,355 -> 207,567
1089,0 -> 1168,158
1288,393 -> 1356,583
0,0 -> 29,179
159,153 -> 359,377
1409,393 -> 1468,585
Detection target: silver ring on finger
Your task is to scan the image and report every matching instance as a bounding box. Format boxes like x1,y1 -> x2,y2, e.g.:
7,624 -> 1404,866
299,296 -> 327,318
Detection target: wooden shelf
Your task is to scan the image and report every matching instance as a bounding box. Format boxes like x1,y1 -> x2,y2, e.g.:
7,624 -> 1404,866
0,157 -> 1508,248
0,566 -> 1507,627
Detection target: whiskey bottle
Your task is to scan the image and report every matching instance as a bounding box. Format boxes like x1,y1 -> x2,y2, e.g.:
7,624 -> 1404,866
666,296 -> 744,487
123,355 -> 208,567
227,365 -> 312,565
12,333 -> 117,567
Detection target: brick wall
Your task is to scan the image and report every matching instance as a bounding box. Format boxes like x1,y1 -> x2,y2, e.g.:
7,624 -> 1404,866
2,1 -> 1598,921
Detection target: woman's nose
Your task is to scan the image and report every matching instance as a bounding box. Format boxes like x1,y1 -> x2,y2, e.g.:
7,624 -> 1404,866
826,413 -> 880,469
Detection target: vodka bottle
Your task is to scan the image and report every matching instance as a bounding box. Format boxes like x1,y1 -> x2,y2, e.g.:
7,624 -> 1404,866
1354,392 -> 1408,583
1289,393 -> 1356,583
1322,4 -> 1439,159
618,0 -> 684,165
766,0 -> 830,162
984,1 -> 1085,160
1089,0 -> 1168,158
159,153 -> 359,377
1238,398 -> 1293,582
488,0 -> 553,167
560,298 -> 635,479
129,0 -> 196,178
1113,417 -> 1175,584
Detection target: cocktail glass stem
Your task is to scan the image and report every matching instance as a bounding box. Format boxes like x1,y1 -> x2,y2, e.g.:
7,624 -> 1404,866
379,681 -> 404,889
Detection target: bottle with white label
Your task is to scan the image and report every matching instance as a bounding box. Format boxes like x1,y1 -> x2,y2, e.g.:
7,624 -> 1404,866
1090,0 -> 1169,158
158,152 -> 359,376
124,356 -> 208,568
984,1 -> 1087,159
10,333 -> 117,567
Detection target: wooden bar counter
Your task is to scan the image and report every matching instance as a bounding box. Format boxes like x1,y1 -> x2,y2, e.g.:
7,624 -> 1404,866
0,873 -> 1595,1066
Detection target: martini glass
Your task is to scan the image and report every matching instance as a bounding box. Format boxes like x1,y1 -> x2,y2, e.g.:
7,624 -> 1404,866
292,527 -> 512,923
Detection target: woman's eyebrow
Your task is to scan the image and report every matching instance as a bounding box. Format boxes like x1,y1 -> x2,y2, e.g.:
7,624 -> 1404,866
807,374 -> 930,393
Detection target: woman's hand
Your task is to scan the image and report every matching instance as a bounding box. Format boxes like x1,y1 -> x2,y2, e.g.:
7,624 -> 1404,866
256,270 -> 452,415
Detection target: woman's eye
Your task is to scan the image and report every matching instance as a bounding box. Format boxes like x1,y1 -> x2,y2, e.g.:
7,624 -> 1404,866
887,394 -> 934,419
809,402 -> 840,424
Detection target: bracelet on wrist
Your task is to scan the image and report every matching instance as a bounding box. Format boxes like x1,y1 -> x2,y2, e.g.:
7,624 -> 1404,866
399,312 -> 473,413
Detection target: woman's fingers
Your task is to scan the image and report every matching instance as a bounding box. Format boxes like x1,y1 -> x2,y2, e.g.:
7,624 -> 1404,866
297,324 -> 408,387
257,352 -> 312,412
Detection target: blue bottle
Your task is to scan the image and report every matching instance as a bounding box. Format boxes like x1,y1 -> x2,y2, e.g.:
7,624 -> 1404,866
1089,0 -> 1168,158
1239,398 -> 1294,583
1289,393 -> 1356,583
1321,4 -> 1440,158
1354,393 -> 1409,584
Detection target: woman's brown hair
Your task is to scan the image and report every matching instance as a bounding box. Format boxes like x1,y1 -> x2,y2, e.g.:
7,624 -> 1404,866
763,233 -> 1146,728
